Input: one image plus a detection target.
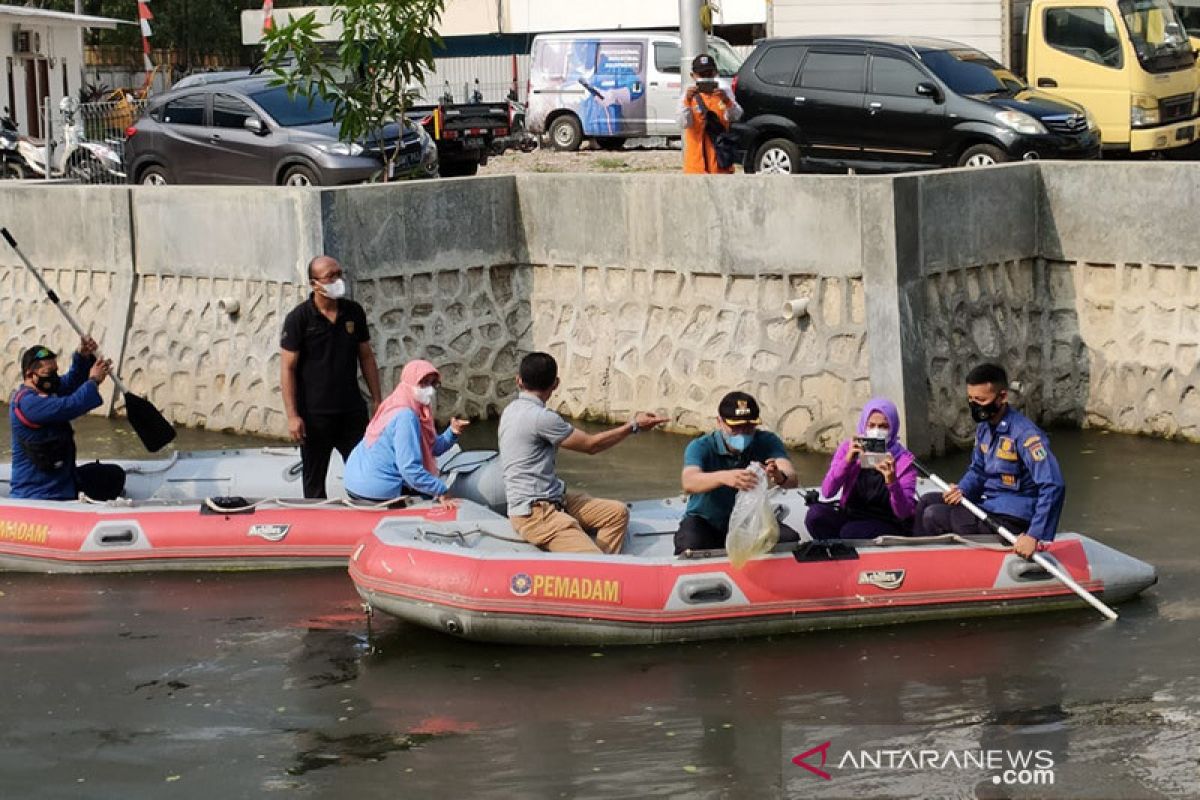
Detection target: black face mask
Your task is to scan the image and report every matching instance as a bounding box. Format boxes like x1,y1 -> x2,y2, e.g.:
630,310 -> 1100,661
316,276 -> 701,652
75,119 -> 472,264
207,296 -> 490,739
969,399 -> 1002,423
35,373 -> 61,395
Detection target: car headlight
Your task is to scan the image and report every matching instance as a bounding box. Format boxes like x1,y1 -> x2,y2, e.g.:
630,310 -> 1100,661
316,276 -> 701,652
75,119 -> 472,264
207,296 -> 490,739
315,142 -> 364,157
995,110 -> 1047,135
1131,95 -> 1160,128
1084,108 -> 1099,131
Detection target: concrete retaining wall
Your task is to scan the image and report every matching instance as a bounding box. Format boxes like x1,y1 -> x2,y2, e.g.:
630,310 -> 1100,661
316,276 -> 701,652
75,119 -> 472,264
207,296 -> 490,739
2,163 -> 1200,453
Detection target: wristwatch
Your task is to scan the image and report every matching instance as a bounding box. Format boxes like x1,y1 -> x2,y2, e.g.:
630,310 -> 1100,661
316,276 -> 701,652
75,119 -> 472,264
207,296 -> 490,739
629,417 -> 640,434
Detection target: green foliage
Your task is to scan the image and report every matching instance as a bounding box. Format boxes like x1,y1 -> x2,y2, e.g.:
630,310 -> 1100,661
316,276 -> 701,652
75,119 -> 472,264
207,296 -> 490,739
261,0 -> 445,179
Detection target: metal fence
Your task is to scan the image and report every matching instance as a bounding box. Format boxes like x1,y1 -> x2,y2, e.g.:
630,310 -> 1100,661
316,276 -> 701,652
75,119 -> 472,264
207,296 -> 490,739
18,98 -> 147,185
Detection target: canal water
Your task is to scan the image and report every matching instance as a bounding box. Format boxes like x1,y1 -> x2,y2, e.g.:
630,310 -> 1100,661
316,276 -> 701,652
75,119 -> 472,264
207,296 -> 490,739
0,417 -> 1196,799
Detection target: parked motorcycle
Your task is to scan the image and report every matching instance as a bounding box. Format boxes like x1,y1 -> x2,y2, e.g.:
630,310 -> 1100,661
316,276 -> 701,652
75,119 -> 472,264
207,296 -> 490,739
16,97 -> 124,182
0,107 -> 25,179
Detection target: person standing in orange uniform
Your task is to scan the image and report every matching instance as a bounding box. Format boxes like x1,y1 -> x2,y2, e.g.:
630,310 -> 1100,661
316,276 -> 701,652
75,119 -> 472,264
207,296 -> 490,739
678,53 -> 742,175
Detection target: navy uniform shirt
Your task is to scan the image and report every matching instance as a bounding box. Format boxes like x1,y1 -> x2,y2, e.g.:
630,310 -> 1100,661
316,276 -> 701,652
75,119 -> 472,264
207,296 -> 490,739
957,407 -> 1066,541
280,295 -> 370,416
683,430 -> 788,530
9,352 -> 103,500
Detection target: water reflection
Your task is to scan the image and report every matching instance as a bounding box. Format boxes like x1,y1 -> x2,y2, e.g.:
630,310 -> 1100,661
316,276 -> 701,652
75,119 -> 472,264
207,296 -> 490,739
0,421 -> 1195,798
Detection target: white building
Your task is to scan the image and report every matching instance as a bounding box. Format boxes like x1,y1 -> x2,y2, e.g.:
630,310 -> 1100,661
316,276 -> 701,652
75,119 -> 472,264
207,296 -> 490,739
0,6 -> 122,137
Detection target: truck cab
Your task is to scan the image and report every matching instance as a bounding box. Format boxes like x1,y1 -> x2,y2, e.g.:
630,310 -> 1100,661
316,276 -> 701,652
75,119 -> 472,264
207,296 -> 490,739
1014,0 -> 1199,153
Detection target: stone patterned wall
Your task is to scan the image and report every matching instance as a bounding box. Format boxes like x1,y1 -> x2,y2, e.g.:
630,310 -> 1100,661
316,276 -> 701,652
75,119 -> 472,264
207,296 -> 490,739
529,265 -> 871,450
120,274 -> 306,435
352,263 -> 533,419
1072,260 -> 1200,440
918,256 -> 1200,451
919,258 -> 1089,453
0,266 -> 122,409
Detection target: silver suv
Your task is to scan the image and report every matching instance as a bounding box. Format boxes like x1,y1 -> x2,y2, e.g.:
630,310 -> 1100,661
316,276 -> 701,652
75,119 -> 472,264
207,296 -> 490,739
124,76 -> 438,186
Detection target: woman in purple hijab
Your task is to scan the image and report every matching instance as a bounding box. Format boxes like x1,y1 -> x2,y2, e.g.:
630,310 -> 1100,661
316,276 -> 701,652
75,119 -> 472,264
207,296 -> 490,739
804,397 -> 918,539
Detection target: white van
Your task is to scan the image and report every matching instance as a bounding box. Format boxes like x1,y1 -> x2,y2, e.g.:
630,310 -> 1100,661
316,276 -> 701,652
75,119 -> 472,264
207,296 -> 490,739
527,31 -> 744,150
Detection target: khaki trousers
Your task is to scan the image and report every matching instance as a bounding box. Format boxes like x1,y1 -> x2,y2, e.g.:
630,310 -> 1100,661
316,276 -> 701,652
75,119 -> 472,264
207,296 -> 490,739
510,491 -> 630,555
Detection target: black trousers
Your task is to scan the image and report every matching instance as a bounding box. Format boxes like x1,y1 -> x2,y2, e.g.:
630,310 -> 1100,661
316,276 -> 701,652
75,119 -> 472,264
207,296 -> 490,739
912,492 -> 1029,537
301,409 -> 368,499
674,513 -> 801,555
75,461 -> 125,501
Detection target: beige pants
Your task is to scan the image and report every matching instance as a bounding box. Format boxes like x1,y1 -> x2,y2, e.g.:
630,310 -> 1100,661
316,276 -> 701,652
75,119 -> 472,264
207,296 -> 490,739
510,491 -> 630,555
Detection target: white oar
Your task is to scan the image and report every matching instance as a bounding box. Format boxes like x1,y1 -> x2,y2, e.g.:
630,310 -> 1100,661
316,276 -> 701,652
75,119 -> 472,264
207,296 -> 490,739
916,464 -> 1118,621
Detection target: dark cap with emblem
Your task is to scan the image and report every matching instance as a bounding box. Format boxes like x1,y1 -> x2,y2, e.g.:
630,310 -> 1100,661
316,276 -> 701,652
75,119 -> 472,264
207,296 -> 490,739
718,391 -> 761,426
692,53 -> 717,75
20,345 -> 56,375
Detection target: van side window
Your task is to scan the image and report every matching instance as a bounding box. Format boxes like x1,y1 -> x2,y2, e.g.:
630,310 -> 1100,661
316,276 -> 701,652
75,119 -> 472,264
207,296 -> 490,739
799,52 -> 867,92
754,45 -> 805,85
1044,7 -> 1123,68
870,56 -> 930,96
654,42 -> 681,74
162,94 -> 206,126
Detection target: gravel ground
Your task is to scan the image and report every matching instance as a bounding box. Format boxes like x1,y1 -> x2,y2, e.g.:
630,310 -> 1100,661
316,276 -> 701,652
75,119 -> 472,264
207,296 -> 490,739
482,138 -> 686,175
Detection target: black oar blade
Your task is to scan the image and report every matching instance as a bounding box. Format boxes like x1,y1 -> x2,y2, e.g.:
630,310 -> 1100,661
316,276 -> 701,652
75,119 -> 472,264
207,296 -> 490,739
124,391 -> 176,452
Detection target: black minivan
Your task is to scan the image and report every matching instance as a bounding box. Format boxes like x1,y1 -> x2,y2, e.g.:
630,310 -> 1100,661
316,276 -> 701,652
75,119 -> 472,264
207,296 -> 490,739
733,36 -> 1102,173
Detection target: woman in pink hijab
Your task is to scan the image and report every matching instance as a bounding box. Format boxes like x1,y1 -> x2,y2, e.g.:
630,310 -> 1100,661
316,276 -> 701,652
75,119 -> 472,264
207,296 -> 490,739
344,360 -> 469,504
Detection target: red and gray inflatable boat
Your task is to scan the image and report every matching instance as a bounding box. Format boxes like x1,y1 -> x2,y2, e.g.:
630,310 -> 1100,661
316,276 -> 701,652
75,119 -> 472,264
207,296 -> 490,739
350,486 -> 1159,645
0,447 -> 495,573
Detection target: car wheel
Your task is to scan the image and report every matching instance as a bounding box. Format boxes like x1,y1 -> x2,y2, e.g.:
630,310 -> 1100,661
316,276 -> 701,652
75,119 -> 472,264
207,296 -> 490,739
958,144 -> 1008,168
139,165 -> 170,186
594,136 -> 624,151
549,115 -> 583,152
281,165 -> 319,187
755,138 -> 801,175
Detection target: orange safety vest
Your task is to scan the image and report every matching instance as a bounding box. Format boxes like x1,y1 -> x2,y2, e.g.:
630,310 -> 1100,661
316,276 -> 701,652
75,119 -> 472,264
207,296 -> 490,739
682,91 -> 734,175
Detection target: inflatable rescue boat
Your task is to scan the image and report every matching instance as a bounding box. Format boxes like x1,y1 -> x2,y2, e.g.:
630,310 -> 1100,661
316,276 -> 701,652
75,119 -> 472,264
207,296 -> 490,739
351,460 -> 1159,645
0,447 -> 495,572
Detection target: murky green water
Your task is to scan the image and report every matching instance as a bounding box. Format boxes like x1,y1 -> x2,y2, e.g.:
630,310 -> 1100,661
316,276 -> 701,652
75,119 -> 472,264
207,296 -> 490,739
0,417 -> 1195,799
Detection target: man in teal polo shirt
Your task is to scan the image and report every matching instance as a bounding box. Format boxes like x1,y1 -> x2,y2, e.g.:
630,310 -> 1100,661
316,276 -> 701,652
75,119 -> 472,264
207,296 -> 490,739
674,391 -> 801,554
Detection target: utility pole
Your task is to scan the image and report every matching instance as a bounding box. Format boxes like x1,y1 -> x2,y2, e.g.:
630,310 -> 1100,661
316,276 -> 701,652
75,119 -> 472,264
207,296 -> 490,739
678,0 -> 705,166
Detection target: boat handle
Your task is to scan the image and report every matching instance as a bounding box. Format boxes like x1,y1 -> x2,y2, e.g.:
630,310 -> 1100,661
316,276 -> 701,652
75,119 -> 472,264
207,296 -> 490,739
98,529 -> 136,545
1008,560 -> 1053,581
678,578 -> 733,604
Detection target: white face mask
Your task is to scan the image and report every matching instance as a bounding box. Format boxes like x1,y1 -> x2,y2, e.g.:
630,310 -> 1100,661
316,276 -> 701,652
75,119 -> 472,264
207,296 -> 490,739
413,385 -> 436,406
865,427 -> 888,440
318,278 -> 347,300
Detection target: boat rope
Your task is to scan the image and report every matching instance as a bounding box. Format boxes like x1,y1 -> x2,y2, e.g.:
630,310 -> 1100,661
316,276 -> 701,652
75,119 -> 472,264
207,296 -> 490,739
123,451 -> 181,475
418,526 -> 528,546
870,533 -> 1010,551
200,495 -> 412,513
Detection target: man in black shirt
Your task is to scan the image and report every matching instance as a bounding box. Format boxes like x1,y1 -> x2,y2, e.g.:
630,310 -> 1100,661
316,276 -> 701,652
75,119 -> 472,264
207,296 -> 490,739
281,255 -> 382,498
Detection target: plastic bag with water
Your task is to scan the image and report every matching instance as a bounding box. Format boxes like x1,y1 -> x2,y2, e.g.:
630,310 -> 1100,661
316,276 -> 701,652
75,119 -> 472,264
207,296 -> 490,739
725,462 -> 780,568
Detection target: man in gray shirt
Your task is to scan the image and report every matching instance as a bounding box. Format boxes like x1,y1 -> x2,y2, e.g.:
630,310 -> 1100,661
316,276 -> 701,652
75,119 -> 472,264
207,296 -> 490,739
499,352 -> 668,554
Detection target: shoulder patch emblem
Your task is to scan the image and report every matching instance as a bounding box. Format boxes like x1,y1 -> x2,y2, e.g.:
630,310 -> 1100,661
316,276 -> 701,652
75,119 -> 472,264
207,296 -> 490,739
1031,444 -> 1048,462
1024,435 -> 1042,448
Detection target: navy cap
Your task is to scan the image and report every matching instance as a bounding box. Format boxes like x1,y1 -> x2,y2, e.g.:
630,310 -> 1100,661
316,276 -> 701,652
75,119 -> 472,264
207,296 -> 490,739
719,391 -> 761,427
20,345 -> 56,374
692,53 -> 717,74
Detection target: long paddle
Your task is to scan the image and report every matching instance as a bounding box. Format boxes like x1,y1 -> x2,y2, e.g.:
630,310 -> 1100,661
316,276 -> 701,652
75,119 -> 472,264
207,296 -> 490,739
913,461 -> 1118,621
2,227 -> 176,453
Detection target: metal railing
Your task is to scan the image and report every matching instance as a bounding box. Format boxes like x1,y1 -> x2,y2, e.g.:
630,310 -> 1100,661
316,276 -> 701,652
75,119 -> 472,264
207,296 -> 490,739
20,98 -> 148,186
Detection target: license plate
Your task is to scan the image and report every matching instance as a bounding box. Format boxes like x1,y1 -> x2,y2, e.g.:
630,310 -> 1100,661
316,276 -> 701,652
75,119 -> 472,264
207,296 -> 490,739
388,153 -> 420,177
1177,126 -> 1195,142
466,137 -> 484,148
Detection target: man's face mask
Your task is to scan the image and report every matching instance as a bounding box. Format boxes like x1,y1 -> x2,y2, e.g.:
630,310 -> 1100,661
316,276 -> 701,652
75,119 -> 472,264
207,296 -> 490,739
968,395 -> 1004,423
34,371 -> 61,394
724,430 -> 754,452
317,277 -> 347,300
